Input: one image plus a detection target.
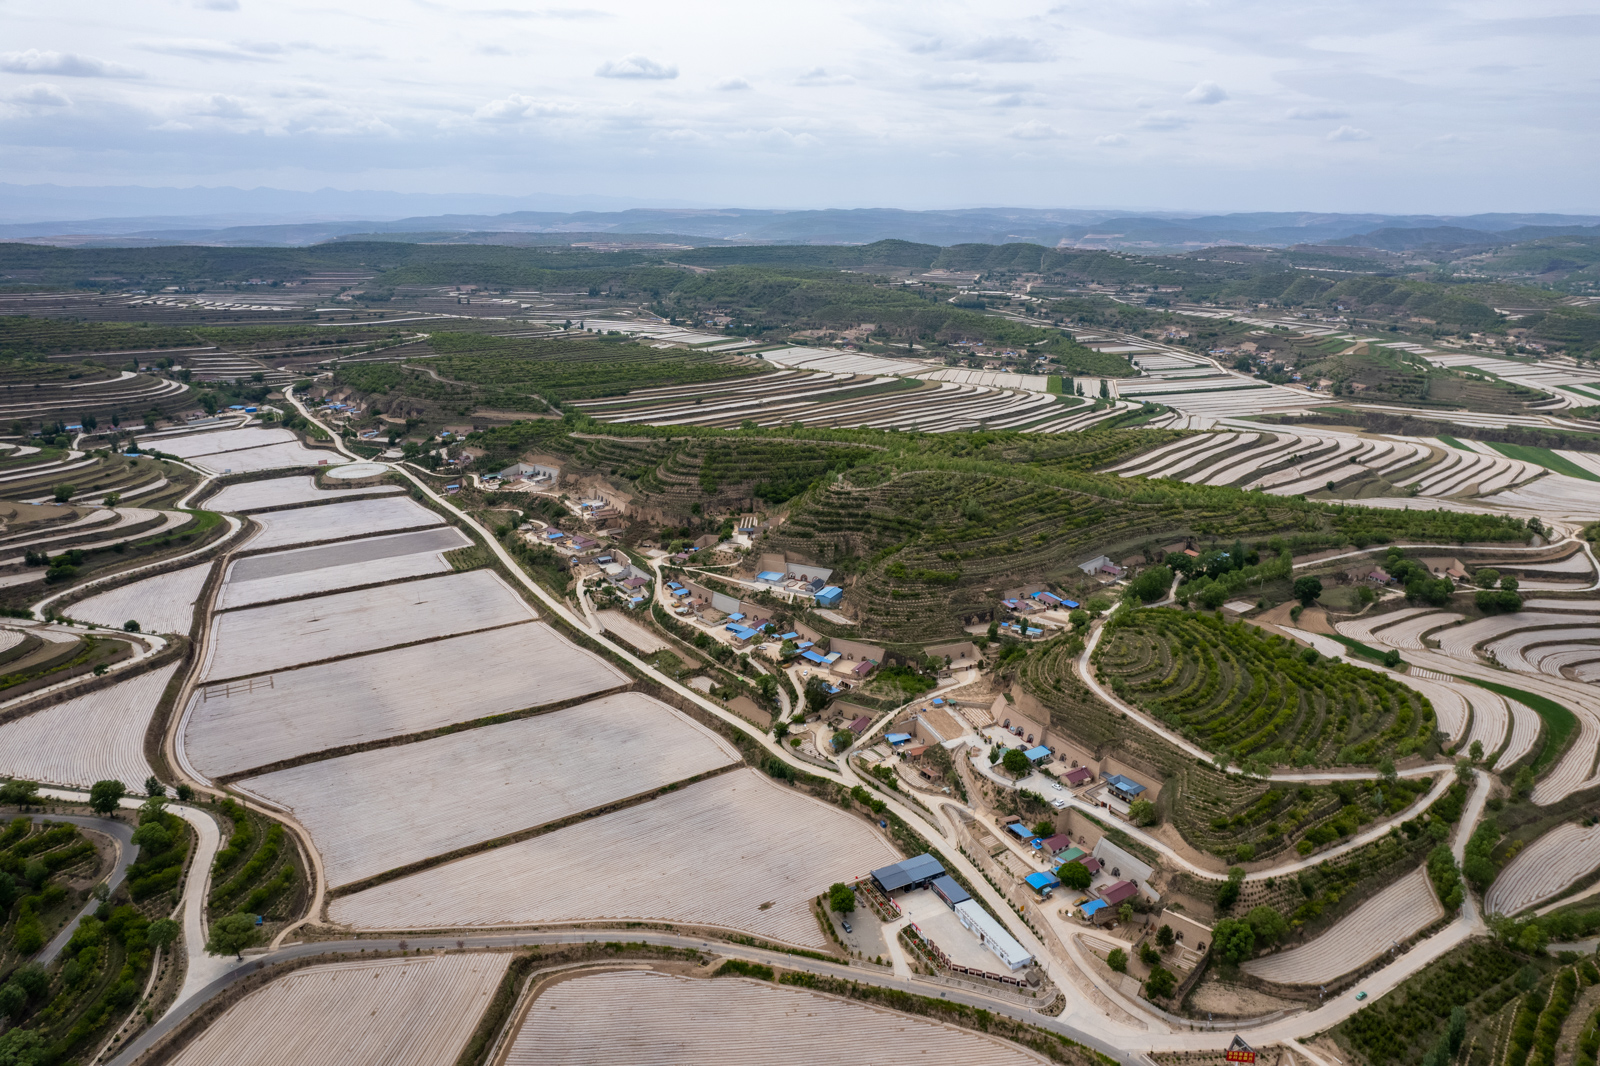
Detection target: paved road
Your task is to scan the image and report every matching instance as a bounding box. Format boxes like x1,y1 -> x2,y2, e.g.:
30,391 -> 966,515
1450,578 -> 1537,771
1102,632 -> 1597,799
978,756 -> 1458,883
37,788 -> 229,1020
105,929 -> 1154,1066
32,813 -> 138,965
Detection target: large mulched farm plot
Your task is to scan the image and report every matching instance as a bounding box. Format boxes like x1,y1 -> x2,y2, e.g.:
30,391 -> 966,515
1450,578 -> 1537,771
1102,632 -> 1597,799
597,609 -> 668,653
240,691 -> 740,887
205,476 -> 402,513
183,622 -> 628,778
218,526 -> 470,609
244,495 -> 443,552
145,426 -> 295,458
329,767 -> 901,945
67,562 -> 210,635
190,441 -> 351,475
201,569 -> 534,681
165,953 -> 508,1066
0,662 -> 178,790
505,970 -> 1048,1066
1241,866 -> 1442,985
1485,821 -> 1600,917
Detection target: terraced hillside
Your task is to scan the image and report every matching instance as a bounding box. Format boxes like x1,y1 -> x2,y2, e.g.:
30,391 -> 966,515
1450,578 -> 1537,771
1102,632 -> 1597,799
1018,631 -> 1447,858
1094,611 -> 1436,766
763,465 -> 1522,644
0,361 -> 191,426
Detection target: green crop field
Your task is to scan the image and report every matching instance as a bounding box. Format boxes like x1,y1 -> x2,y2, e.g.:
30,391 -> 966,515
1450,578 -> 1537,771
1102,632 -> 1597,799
1095,610 -> 1435,766
1486,442 -> 1600,482
1463,677 -> 1578,774
427,333 -> 762,401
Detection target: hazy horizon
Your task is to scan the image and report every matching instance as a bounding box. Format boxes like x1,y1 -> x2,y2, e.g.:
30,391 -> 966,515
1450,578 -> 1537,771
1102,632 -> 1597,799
3,0 -> 1597,217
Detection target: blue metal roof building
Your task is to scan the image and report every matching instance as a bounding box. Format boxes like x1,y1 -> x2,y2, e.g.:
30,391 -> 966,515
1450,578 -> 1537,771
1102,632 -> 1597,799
816,586 -> 843,608
1025,871 -> 1060,895
1104,773 -> 1147,800
870,854 -> 946,894
931,874 -> 970,908
1024,745 -> 1052,762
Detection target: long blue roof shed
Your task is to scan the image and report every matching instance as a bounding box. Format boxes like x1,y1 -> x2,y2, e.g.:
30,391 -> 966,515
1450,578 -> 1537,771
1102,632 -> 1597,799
1025,871 -> 1060,893
870,854 -> 946,894
931,874 -> 971,908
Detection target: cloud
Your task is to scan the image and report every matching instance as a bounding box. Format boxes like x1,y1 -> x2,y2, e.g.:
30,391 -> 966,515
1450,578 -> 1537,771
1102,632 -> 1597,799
1095,133 -> 1128,147
473,93 -> 575,122
195,0 -> 241,9
1137,110 -> 1186,130
952,35 -> 1052,62
1184,81 -> 1227,105
651,127 -> 710,144
595,54 -> 676,79
908,37 -> 942,54
712,77 -> 750,91
194,93 -> 254,118
0,49 -> 143,78
1286,106 -> 1348,120
984,93 -> 1045,108
1008,120 -> 1061,140
794,67 -> 854,86
4,83 -> 71,107
923,73 -> 1034,94
1327,124 -> 1372,141
134,38 -> 286,62
745,126 -> 820,150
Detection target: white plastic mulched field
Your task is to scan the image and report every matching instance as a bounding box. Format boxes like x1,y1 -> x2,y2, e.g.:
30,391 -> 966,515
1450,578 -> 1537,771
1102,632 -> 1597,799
244,495 -> 443,552
1242,866 -> 1442,985
240,691 -> 741,888
1486,822 -> 1600,917
143,426 -> 294,458
67,563 -> 211,635
189,441 -> 351,475
164,953 -> 508,1066
329,768 -> 902,945
505,970 -> 1048,1066
201,569 -> 534,680
183,622 -> 629,778
217,527 -> 470,609
205,476 -> 402,513
0,663 -> 178,791
597,609 -> 668,653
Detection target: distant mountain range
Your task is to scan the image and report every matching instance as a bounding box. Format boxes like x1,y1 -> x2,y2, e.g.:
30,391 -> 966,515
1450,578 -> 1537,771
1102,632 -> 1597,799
0,183 -> 1596,251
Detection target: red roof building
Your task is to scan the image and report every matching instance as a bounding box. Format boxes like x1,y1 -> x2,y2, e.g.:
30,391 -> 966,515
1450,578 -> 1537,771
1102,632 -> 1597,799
1064,766 -> 1093,787
1098,880 -> 1139,906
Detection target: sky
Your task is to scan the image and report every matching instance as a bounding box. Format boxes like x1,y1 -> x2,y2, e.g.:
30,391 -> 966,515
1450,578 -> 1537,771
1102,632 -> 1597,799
1,0 -> 1597,215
